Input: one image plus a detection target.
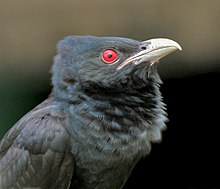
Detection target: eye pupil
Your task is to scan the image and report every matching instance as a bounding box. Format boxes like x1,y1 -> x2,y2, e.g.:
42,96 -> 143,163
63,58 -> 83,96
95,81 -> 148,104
107,53 -> 112,58
102,49 -> 118,64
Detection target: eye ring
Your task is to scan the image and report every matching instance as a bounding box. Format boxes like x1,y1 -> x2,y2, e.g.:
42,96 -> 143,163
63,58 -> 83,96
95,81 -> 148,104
101,49 -> 118,64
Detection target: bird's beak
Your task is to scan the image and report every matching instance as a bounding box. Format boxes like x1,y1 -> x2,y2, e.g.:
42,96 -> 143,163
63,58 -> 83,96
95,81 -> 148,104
117,38 -> 182,70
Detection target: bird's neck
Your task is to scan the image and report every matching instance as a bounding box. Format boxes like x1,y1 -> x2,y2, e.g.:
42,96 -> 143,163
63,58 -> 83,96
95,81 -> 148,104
57,80 -> 166,153
52,65 -> 167,156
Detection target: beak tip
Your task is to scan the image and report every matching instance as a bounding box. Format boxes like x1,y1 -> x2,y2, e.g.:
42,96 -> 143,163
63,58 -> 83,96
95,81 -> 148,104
176,44 -> 182,51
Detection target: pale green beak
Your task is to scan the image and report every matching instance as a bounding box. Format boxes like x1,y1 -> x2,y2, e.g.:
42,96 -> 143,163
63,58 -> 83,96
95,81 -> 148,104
117,38 -> 182,70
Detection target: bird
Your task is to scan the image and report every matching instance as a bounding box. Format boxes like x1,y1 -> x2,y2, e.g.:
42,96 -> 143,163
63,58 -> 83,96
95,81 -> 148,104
0,35 -> 182,189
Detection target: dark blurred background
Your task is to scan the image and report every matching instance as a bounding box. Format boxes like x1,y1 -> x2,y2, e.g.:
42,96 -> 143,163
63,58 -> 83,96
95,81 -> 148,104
0,0 -> 220,188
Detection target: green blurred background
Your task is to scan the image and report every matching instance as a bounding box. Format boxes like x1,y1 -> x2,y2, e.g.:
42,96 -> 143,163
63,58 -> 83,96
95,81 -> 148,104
0,0 -> 220,188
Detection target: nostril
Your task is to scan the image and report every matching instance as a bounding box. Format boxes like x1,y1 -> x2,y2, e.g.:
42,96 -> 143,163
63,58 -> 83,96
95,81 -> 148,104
141,46 -> 147,50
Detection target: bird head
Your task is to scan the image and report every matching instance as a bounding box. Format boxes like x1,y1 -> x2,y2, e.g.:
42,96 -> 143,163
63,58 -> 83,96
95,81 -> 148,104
52,36 -> 181,96
51,35 -> 182,145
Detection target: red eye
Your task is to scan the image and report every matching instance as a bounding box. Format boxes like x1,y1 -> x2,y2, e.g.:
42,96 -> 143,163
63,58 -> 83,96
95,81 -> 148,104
101,49 -> 118,64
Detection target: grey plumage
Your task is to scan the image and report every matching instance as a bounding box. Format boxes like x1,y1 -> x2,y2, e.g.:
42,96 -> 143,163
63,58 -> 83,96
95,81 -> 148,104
0,36 -> 181,189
